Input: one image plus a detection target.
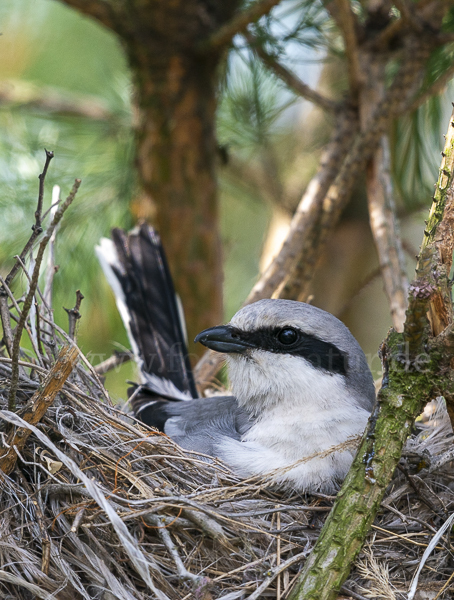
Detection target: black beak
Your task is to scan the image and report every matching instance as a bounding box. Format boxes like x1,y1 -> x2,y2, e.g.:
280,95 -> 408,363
194,325 -> 252,354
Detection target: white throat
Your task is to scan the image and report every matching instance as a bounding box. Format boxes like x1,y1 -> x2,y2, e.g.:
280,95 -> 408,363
226,351 -> 349,413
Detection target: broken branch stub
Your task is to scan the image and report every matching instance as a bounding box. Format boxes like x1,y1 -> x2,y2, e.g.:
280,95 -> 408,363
0,344 -> 79,476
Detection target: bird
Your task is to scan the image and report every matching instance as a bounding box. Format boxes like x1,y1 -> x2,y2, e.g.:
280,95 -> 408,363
96,224 -> 376,493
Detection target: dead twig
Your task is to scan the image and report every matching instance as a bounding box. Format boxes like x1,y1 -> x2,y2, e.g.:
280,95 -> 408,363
36,150 -> 54,231
0,344 -> 78,476
8,179 -> 81,411
157,522 -> 209,586
64,290 -> 84,340
246,549 -> 311,600
94,350 -> 132,375
0,151 -> 54,358
4,150 -> 53,289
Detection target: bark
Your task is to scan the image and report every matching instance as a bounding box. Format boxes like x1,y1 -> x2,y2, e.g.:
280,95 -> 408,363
286,107 -> 454,600
361,55 -> 408,332
367,136 -> 408,331
0,345 -> 79,476
131,45 -> 224,353
58,0 -> 245,356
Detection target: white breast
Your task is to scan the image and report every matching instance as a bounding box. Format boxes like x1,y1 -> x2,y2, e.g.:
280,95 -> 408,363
219,351 -> 371,492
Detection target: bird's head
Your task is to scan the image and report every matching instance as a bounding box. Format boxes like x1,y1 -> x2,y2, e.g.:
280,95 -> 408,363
195,299 -> 375,414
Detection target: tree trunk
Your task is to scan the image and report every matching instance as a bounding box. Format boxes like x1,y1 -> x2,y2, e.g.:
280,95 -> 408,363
130,48 -> 224,355
58,0 -> 242,357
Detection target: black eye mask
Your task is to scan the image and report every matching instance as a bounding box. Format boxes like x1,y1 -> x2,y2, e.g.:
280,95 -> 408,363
233,326 -> 348,376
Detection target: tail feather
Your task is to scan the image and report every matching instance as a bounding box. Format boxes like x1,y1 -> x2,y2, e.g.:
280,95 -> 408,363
96,223 -> 198,402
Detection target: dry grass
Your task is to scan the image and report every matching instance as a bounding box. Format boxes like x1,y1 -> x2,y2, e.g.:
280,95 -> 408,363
0,311 -> 453,600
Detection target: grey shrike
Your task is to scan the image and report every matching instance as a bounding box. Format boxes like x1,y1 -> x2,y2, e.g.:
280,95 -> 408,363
96,224 -> 375,493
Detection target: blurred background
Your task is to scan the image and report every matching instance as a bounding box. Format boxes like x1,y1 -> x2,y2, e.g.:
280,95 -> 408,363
0,0 -> 452,399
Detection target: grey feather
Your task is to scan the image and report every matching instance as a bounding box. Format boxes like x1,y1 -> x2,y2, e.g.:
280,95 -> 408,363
163,396 -> 251,455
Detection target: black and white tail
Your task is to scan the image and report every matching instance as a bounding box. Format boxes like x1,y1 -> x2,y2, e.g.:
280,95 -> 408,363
96,223 -> 198,417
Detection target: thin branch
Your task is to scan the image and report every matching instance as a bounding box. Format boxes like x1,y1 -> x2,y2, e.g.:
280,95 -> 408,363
367,135 -> 409,331
0,288 -> 14,357
330,0 -> 362,97
8,180 -> 81,411
64,289 -> 84,340
11,255 -> 48,362
56,0 -> 118,30
36,150 -> 54,231
157,522 -> 208,586
0,277 -> 43,369
43,185 -> 60,329
199,0 -> 283,51
245,32 -> 339,113
0,80 -> 114,121
246,550 -> 311,600
94,351 -> 132,375
3,150 -> 53,289
71,507 -> 86,533
0,149 -> 54,358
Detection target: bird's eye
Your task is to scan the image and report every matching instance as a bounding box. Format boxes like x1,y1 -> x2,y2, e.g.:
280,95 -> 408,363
277,328 -> 298,345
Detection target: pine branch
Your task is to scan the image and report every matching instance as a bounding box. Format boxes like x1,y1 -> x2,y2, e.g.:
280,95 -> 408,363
57,0 -> 118,29
279,39 -> 429,301
367,137 -> 408,332
331,0 -> 361,97
199,0 -> 283,51
285,106 -> 454,600
0,80 -> 114,121
245,32 -> 339,113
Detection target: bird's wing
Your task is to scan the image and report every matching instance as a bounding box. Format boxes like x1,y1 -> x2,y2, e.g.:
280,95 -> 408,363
95,223 -> 198,402
138,395 -> 251,456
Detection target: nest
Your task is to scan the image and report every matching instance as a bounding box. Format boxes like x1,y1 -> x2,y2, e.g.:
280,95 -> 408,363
0,170 -> 453,600
0,310 -> 452,600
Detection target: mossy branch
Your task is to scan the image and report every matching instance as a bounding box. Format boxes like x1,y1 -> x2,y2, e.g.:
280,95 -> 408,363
286,108 -> 454,600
